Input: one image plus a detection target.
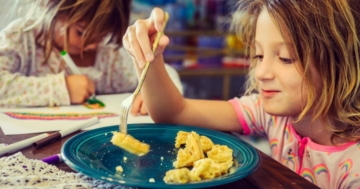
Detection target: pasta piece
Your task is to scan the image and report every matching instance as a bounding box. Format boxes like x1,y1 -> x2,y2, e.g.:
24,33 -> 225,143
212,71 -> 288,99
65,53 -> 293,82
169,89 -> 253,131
173,132 -> 204,168
200,136 -> 214,152
164,131 -> 235,184
173,148 -> 194,168
207,145 -> 233,168
111,131 -> 150,156
202,161 -> 229,179
185,132 -> 204,159
175,131 -> 215,152
190,158 -> 212,181
175,131 -> 189,148
163,168 -> 192,184
190,158 -> 229,180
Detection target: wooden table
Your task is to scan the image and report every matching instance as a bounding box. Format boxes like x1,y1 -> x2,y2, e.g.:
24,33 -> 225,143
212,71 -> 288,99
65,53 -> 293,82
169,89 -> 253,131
0,128 -> 319,189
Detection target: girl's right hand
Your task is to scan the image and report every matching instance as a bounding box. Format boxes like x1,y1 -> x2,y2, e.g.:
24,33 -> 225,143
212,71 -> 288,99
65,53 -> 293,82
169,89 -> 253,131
122,7 -> 170,68
65,75 -> 95,104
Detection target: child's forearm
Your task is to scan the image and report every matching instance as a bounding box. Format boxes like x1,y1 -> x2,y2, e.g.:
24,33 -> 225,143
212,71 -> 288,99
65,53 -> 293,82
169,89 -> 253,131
164,64 -> 183,95
132,55 -> 185,123
131,55 -> 243,132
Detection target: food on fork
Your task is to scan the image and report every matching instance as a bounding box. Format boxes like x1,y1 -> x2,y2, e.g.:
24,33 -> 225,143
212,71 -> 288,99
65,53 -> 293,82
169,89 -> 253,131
164,131 -> 234,184
111,131 -> 150,156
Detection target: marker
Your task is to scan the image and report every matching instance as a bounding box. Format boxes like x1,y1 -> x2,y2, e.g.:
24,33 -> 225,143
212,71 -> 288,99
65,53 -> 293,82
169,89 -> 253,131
33,116 -> 99,149
60,50 -> 96,99
42,153 -> 63,164
60,50 -> 81,75
0,133 -> 50,156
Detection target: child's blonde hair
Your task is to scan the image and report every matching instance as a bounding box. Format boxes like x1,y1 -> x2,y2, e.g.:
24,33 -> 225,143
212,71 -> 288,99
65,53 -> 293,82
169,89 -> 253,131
231,0 -> 360,141
23,0 -> 131,64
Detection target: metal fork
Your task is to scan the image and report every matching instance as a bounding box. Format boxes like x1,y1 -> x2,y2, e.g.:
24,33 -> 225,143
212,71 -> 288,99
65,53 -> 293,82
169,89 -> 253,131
120,12 -> 170,134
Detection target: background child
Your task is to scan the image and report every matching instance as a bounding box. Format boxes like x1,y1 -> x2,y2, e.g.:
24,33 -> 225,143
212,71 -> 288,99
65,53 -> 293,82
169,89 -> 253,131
0,0 -> 182,115
122,0 -> 360,188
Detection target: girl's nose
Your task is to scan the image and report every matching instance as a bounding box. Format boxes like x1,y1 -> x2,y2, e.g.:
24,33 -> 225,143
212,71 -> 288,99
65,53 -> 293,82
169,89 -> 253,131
255,56 -> 275,81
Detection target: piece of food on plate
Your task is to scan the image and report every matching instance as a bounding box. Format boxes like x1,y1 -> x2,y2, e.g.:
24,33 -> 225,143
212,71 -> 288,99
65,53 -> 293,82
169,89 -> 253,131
191,158 -> 229,180
164,131 -> 234,184
163,168 -> 192,184
199,135 -> 214,152
174,131 -> 214,152
115,165 -> 123,172
207,145 -> 233,168
175,131 -> 189,148
173,131 -> 204,168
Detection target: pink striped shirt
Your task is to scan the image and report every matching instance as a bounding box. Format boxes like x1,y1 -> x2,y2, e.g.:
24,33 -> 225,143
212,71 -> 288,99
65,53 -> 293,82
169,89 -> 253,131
230,94 -> 360,189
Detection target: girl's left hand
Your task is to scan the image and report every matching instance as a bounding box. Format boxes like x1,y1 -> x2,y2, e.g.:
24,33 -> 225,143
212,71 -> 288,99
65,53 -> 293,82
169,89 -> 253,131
130,93 -> 148,116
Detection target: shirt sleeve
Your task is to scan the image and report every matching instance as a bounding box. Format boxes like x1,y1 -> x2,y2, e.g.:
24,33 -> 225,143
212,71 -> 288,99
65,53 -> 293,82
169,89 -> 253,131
228,94 -> 272,137
0,19 -> 70,107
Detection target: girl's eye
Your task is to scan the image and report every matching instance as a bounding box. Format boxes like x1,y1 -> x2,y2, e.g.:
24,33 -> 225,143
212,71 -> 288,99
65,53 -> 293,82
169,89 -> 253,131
280,57 -> 295,64
253,55 -> 263,62
76,30 -> 83,36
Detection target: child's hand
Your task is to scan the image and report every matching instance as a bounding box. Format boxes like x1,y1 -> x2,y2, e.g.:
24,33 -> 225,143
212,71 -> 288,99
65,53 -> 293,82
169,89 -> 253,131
122,7 -> 170,68
130,94 -> 148,116
65,75 -> 95,104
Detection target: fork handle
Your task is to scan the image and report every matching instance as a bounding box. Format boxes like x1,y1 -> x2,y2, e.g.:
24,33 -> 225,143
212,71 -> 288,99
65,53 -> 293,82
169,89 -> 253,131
132,11 -> 170,98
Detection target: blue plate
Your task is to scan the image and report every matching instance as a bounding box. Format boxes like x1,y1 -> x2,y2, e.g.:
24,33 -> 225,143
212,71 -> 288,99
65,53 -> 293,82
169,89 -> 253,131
61,124 -> 260,188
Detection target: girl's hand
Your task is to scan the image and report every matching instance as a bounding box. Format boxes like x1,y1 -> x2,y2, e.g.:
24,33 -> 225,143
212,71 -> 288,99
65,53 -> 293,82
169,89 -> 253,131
65,75 -> 95,104
122,7 -> 170,68
131,93 -> 148,116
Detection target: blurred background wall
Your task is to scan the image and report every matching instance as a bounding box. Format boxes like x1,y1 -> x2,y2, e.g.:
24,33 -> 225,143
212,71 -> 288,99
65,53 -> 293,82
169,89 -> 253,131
0,0 -> 17,29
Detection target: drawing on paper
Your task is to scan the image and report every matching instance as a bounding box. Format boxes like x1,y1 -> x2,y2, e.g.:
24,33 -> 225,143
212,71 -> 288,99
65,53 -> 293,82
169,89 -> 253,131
4,112 -> 118,120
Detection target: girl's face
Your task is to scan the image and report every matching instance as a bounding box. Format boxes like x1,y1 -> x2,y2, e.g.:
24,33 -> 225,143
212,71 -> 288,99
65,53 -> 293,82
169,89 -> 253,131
54,19 -> 101,55
254,9 -> 320,117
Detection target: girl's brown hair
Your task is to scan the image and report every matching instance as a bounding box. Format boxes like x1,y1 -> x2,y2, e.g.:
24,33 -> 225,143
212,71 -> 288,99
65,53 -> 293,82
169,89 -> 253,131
24,0 -> 131,64
231,0 -> 360,141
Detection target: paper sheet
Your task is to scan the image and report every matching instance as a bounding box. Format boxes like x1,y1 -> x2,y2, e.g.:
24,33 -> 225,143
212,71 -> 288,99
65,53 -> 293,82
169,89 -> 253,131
0,93 -> 153,135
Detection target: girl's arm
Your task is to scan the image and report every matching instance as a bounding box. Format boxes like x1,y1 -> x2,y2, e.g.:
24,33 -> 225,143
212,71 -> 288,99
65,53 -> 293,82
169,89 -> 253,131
164,63 -> 183,94
123,8 -> 242,132
134,54 -> 242,132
